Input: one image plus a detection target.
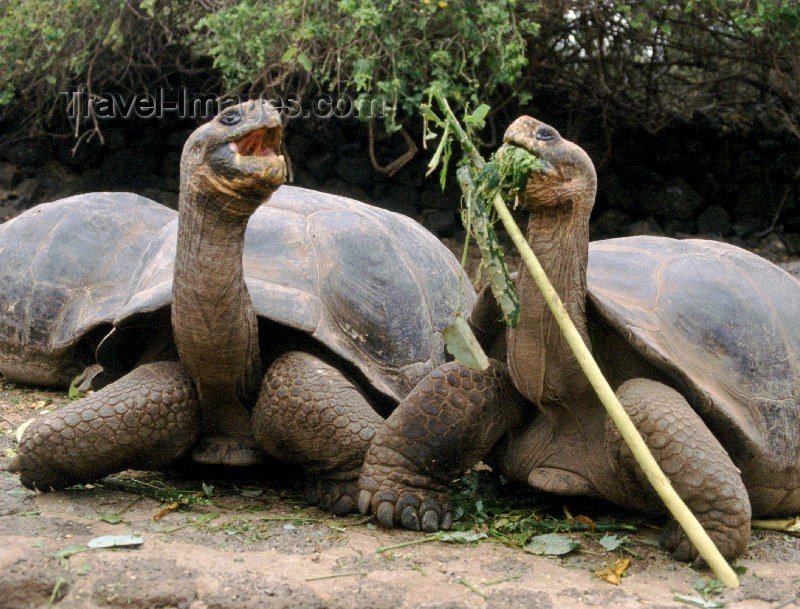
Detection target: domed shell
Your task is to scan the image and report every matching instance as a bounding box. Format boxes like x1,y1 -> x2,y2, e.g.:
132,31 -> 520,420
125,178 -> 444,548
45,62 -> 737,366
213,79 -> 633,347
101,185 -> 475,402
0,193 -> 174,386
588,236 -> 800,509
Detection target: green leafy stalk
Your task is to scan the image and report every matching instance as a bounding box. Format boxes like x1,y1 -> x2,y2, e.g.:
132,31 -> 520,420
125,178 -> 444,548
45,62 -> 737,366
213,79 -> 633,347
424,85 -> 540,327
456,167 -> 520,326
425,86 -> 740,588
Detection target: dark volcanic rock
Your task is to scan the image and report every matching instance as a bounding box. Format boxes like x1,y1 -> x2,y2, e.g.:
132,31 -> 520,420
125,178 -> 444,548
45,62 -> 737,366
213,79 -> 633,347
319,178 -> 369,203
335,155 -> 374,187
783,233 -> 800,255
305,152 -> 336,183
55,136 -> 103,169
98,149 -> 159,190
642,177 -> 703,220
0,136 -> 54,165
0,162 -> 21,188
372,182 -> 419,216
735,182 -> 776,220
628,216 -> 664,236
421,208 -> 457,236
697,205 -> 731,237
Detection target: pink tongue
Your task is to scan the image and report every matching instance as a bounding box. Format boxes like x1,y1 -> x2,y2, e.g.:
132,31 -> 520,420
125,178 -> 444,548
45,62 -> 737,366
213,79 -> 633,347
236,129 -> 265,156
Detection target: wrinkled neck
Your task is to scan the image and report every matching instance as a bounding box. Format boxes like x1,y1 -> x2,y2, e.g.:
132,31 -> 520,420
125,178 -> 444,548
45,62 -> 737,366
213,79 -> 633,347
507,199 -> 591,406
172,181 -> 261,407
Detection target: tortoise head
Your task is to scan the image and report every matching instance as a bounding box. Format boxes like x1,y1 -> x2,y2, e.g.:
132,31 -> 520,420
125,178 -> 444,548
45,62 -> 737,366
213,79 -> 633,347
180,99 -> 286,217
503,116 -> 596,215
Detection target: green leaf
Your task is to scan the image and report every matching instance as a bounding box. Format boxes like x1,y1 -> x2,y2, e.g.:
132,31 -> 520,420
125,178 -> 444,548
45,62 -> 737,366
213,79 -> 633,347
465,103 -> 490,131
440,137 -> 452,191
297,52 -> 312,72
98,513 -> 123,524
598,534 -> 627,551
67,376 -> 85,400
673,594 -> 726,609
239,488 -> 263,498
426,123 -> 450,176
281,46 -> 298,62
202,482 -> 214,497
523,533 -> 580,556
443,316 -> 490,372
437,531 -> 487,543
693,576 -> 725,600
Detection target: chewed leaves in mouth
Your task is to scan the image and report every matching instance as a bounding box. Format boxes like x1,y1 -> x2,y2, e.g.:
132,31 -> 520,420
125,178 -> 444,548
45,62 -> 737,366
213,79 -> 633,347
232,126 -> 281,158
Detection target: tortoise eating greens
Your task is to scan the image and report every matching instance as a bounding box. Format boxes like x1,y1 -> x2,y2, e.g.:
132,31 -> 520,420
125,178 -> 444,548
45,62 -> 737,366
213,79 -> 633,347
357,115 -> 800,561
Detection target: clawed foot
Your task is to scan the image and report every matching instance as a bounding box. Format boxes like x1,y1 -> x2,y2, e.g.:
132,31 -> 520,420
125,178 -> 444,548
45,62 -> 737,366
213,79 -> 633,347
357,467 -> 452,532
660,517 -> 750,564
304,477 -> 359,516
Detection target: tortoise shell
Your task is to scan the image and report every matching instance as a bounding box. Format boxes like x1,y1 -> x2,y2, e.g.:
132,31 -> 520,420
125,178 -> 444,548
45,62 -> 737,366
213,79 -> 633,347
588,236 -> 800,512
0,186 -> 475,402
0,193 -> 174,386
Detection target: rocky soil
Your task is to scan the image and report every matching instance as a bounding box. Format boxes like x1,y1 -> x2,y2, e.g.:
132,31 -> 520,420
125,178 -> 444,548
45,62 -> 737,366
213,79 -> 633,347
0,261 -> 798,609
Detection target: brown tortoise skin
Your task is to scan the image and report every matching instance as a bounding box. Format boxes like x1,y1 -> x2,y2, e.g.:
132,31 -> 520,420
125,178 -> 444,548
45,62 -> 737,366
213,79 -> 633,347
14,361 -> 200,490
606,380 -> 751,561
253,350 -> 383,515
358,360 -> 526,532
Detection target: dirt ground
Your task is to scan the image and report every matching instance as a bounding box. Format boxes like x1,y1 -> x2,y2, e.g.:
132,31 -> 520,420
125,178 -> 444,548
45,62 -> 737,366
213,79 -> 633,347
0,261 -> 799,609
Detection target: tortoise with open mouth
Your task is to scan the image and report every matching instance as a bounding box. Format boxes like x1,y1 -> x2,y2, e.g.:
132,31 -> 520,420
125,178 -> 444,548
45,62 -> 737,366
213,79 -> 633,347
357,115 -> 800,560
7,100 -> 474,512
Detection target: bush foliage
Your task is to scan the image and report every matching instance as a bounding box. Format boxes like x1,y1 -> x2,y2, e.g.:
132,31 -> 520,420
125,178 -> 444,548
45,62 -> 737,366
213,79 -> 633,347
0,0 -> 798,142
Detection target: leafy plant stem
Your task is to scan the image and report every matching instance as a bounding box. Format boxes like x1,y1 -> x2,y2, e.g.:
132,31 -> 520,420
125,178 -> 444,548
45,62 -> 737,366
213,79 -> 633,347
430,86 -> 740,589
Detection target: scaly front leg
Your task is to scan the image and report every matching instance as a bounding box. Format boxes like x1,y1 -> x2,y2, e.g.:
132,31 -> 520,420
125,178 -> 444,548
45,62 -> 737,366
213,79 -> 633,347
251,351 -> 384,515
12,361 -> 200,490
357,360 -> 527,531
605,378 -> 751,561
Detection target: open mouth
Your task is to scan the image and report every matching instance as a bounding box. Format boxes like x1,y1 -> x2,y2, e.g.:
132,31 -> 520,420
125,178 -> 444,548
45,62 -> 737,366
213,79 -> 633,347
231,126 -> 281,158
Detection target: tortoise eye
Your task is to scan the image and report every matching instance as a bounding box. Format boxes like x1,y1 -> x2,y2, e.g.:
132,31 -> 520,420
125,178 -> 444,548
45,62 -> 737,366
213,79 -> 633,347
535,128 -> 556,142
219,111 -> 241,126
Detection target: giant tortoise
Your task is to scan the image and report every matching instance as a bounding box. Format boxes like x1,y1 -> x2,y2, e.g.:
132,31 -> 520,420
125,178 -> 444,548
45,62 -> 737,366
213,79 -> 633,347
356,115 -> 800,560
9,100 -> 475,513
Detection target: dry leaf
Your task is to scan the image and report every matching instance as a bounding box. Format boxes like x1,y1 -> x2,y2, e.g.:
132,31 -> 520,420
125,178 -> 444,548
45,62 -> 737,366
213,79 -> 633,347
87,534 -> 143,549
595,557 -> 631,584
152,501 -> 180,521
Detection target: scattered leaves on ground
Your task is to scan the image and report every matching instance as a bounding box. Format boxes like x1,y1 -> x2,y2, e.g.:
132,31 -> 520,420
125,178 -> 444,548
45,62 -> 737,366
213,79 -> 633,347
152,501 -> 180,521
86,533 -> 143,548
594,557 -> 631,584
524,533 -> 580,556
598,534 -> 628,551
673,594 -> 726,608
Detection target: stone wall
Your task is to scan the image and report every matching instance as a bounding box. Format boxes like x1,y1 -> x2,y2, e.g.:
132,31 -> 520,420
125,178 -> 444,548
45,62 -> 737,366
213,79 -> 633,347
1,113 -> 798,259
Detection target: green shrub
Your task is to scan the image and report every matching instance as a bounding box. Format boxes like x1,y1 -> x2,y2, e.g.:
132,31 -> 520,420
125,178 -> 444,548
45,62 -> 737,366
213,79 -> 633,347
190,0 -> 538,130
0,0 -> 798,144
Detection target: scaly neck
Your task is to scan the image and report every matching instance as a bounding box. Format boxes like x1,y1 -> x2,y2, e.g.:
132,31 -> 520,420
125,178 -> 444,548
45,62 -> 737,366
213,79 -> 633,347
506,199 -> 591,407
172,180 -> 261,412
